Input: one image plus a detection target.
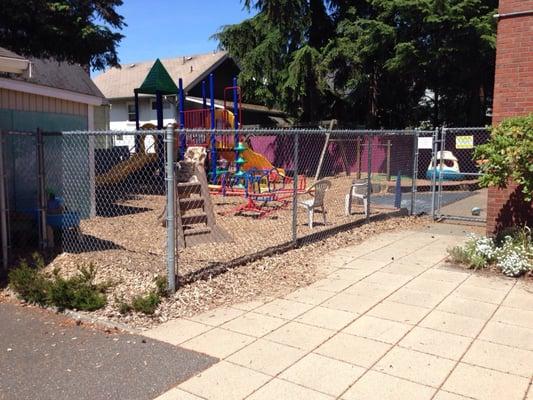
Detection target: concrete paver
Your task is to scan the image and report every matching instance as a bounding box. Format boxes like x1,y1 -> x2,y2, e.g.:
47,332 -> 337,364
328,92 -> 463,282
419,310 -> 486,338
462,339 -> 533,378
178,361 -> 270,400
142,318 -> 211,346
220,312 -> 286,337
374,347 -> 456,387
342,315 -> 411,344
280,353 -> 365,397
398,326 -> 473,360
145,223 -> 532,400
226,339 -> 306,376
247,378 -> 334,400
342,370 -> 436,400
180,327 -> 255,359
442,363 -> 530,400
314,333 -> 392,367
263,321 -> 333,350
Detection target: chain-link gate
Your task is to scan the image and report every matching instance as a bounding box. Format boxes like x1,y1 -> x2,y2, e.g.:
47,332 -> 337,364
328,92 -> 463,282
430,127 -> 491,223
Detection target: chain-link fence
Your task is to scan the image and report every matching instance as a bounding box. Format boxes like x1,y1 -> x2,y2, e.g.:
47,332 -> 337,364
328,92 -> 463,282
1,126 -> 486,288
432,127 -> 491,223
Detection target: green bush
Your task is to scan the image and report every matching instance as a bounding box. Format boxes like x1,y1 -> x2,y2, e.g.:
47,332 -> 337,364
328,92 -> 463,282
48,265 -> 106,311
8,257 -> 49,305
8,258 -> 107,311
131,291 -> 161,315
154,275 -> 169,298
475,114 -> 533,201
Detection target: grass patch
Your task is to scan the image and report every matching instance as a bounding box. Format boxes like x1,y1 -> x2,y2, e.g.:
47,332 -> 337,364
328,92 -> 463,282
8,254 -> 107,311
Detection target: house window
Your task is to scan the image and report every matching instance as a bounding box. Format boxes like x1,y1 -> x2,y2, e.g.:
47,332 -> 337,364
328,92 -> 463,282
151,100 -> 171,110
127,103 -> 137,122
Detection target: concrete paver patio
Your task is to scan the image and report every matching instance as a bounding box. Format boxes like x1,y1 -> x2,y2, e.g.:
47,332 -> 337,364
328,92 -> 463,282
145,223 -> 533,400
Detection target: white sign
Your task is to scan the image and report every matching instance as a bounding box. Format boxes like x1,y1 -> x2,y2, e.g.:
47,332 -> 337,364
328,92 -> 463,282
418,137 -> 433,149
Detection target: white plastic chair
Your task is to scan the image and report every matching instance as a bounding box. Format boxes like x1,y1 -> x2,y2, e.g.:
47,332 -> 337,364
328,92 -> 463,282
345,179 -> 369,217
298,179 -> 331,228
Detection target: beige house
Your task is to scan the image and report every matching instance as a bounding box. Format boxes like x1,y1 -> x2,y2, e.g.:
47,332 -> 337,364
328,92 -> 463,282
0,47 -> 107,132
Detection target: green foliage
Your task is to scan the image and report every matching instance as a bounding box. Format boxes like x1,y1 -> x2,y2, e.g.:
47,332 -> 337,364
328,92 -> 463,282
154,275 -> 169,298
48,265 -> 107,311
216,0 -> 497,126
448,229 -> 532,277
475,114 -> 533,201
0,0 -> 125,70
8,255 -> 49,305
131,291 -> 161,315
8,258 -> 107,311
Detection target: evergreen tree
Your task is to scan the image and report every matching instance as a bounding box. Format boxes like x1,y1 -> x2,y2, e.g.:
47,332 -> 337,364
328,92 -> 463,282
0,0 -> 125,70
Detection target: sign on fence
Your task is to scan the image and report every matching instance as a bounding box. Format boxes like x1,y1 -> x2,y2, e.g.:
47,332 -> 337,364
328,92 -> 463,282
455,135 -> 474,149
418,137 -> 433,149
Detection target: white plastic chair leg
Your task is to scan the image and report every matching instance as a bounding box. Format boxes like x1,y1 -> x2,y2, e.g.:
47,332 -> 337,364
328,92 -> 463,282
308,208 -> 313,228
363,197 -> 368,217
345,194 -> 351,216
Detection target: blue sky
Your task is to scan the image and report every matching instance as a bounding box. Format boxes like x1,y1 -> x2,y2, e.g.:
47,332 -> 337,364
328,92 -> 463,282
114,0 -> 254,65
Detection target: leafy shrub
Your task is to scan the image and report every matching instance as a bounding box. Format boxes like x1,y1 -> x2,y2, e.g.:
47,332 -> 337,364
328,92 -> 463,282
131,291 -> 160,315
448,234 -> 495,270
8,257 -> 107,311
48,265 -> 106,311
154,275 -> 169,298
475,114 -> 533,201
8,256 -> 49,305
448,228 -> 532,277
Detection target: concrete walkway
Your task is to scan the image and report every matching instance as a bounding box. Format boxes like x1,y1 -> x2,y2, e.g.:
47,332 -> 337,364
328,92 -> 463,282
145,223 -> 533,400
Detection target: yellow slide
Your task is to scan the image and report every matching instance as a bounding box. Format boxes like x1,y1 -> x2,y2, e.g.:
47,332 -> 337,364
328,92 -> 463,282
218,147 -> 285,176
96,153 -> 157,186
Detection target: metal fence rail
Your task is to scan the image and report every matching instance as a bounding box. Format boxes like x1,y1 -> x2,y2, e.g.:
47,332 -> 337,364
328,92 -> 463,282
1,126 -> 487,289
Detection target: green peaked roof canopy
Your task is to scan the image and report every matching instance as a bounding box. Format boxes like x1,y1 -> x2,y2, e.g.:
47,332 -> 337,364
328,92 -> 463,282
136,59 -> 178,95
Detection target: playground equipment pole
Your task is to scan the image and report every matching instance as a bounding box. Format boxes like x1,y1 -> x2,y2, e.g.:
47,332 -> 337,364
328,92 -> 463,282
209,73 -> 217,182
165,124 -> 176,293
178,78 -> 185,160
134,89 -> 141,152
202,80 -> 207,109
232,77 -> 240,172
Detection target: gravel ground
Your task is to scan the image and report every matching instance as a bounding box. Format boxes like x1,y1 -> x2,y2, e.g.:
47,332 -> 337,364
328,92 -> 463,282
1,215 -> 425,329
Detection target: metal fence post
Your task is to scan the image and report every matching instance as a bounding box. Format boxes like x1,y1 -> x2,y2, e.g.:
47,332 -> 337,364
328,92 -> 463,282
366,135 -> 372,221
0,130 -> 8,271
410,131 -> 419,215
36,129 -> 48,250
430,127 -> 439,219
292,131 -> 299,244
165,125 -> 176,293
437,128 -> 446,216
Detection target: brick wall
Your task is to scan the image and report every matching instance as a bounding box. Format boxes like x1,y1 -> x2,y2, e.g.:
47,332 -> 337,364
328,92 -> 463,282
488,0 -> 533,234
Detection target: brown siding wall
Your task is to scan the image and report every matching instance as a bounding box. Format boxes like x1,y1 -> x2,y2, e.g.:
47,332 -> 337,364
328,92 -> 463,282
488,0 -> 533,234
0,88 -> 88,116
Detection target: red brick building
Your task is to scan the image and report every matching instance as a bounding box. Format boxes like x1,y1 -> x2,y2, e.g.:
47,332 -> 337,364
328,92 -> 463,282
486,0 -> 533,234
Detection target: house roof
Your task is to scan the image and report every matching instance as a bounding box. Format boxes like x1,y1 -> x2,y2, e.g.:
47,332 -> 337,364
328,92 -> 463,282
93,51 -> 228,100
0,47 -> 27,60
26,58 -> 105,98
0,47 -> 104,99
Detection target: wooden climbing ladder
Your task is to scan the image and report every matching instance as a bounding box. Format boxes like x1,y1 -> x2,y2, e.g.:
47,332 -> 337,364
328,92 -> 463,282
175,161 -> 230,248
